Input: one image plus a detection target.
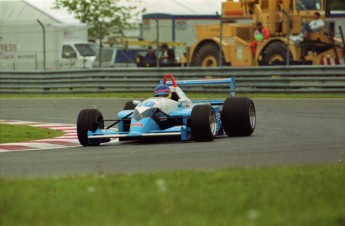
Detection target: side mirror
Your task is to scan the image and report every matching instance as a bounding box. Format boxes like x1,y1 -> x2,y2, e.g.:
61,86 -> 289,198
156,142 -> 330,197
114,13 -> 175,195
133,100 -> 141,105
63,51 -> 76,59
177,99 -> 185,106
63,52 -> 71,58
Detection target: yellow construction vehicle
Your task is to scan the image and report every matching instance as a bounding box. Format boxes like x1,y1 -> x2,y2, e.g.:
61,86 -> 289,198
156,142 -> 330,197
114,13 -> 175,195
188,0 -> 345,66
106,37 -> 185,48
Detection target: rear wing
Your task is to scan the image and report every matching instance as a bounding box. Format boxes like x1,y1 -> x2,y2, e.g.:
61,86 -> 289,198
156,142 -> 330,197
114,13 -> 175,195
160,76 -> 236,97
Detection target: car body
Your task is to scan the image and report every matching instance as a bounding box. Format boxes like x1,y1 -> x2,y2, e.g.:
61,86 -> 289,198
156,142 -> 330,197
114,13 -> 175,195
77,74 -> 256,146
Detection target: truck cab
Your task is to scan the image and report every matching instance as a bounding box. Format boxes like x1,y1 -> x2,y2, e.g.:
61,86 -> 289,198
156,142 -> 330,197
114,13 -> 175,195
60,42 -> 98,69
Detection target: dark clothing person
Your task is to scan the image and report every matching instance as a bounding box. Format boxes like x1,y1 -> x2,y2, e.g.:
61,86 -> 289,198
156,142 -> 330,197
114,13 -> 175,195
160,43 -> 175,64
143,46 -> 157,66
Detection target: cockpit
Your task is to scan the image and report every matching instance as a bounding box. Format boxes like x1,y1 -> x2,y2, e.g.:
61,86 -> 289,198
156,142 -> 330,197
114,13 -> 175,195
296,0 -> 322,10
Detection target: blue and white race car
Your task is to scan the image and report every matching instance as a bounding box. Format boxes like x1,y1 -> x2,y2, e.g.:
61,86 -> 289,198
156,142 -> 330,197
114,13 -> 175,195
77,74 -> 256,146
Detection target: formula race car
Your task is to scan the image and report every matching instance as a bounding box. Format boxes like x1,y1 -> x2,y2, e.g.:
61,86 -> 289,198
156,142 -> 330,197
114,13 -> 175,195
77,74 -> 256,146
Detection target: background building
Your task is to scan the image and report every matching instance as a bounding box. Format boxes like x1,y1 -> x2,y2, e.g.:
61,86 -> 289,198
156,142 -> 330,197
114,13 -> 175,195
0,1 -> 94,70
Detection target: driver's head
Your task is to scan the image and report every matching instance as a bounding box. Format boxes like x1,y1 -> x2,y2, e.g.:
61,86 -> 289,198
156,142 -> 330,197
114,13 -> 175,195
314,12 -> 321,19
154,85 -> 171,98
256,21 -> 263,31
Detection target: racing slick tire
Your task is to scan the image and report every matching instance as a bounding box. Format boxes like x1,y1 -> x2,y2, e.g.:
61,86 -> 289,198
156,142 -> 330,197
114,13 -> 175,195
221,97 -> 256,137
77,109 -> 104,146
124,100 -> 136,110
123,101 -> 136,133
191,104 -> 217,142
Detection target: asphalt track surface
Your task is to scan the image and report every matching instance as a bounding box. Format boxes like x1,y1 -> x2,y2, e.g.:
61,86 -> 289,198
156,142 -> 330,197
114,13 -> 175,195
0,98 -> 344,177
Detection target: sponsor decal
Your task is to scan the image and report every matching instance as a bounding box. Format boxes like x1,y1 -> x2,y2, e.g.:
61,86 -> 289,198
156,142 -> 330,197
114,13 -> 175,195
156,115 -> 167,121
131,122 -> 144,127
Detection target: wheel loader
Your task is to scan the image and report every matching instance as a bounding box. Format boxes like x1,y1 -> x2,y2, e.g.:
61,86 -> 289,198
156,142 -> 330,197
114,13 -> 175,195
187,0 -> 345,66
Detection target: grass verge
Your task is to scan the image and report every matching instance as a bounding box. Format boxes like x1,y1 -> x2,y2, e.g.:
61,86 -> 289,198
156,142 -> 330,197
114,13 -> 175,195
1,164 -> 344,226
0,124 -> 64,144
1,93 -> 345,99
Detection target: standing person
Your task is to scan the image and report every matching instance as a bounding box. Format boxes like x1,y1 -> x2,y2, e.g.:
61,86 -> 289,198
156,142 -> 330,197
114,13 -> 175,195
143,46 -> 157,66
180,52 -> 187,67
160,43 -> 176,64
249,21 -> 270,55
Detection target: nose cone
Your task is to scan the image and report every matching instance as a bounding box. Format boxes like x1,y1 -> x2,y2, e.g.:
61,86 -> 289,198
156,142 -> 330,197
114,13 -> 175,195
128,118 -> 160,136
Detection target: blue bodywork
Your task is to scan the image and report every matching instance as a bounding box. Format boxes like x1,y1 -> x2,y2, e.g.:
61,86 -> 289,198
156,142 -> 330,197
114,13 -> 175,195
86,77 -> 235,143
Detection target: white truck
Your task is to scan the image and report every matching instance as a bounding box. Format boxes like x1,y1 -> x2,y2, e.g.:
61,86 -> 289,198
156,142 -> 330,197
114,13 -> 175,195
0,22 -> 97,70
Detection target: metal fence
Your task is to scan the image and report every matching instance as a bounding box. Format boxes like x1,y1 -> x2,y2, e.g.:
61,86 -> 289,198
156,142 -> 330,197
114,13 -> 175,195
1,65 -> 345,94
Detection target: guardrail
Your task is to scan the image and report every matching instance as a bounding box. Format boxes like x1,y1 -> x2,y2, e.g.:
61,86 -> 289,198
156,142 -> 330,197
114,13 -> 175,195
1,65 -> 344,94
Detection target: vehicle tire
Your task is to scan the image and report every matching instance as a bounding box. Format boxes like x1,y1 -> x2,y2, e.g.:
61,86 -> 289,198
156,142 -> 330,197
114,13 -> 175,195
261,41 -> 292,65
191,104 -> 217,142
77,109 -> 104,146
123,101 -> 136,132
194,42 -> 222,67
124,100 -> 136,110
221,97 -> 256,137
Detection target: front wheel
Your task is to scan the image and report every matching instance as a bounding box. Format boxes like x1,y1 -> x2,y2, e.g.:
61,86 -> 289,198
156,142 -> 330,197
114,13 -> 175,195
77,109 -> 104,146
191,104 -> 217,141
194,43 -> 222,67
123,101 -> 136,132
261,41 -> 292,65
221,97 -> 256,136
124,100 -> 136,110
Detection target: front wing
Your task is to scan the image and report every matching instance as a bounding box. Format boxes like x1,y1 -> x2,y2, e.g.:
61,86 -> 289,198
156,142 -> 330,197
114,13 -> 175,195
88,125 -> 192,141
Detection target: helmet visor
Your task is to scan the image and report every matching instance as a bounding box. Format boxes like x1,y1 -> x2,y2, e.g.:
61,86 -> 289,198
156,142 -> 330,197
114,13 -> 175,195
154,86 -> 171,98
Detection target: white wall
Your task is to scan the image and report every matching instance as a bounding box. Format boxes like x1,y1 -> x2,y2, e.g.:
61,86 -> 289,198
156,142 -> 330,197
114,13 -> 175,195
142,14 -> 219,58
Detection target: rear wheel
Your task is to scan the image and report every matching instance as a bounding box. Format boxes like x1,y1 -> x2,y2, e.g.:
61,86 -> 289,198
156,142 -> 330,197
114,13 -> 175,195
221,97 -> 256,136
191,104 -> 217,141
194,43 -> 221,67
77,109 -> 104,146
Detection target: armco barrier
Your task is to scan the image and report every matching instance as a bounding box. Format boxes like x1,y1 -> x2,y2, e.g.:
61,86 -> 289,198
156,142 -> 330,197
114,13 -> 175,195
0,65 -> 344,94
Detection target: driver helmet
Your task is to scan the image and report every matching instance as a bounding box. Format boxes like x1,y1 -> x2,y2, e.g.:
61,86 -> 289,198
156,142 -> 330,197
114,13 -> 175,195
154,85 -> 171,98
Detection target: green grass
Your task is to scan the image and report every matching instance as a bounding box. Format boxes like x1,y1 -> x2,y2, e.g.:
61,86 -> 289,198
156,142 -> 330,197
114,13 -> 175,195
0,124 -> 64,144
1,92 -> 345,99
1,164 -> 344,226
